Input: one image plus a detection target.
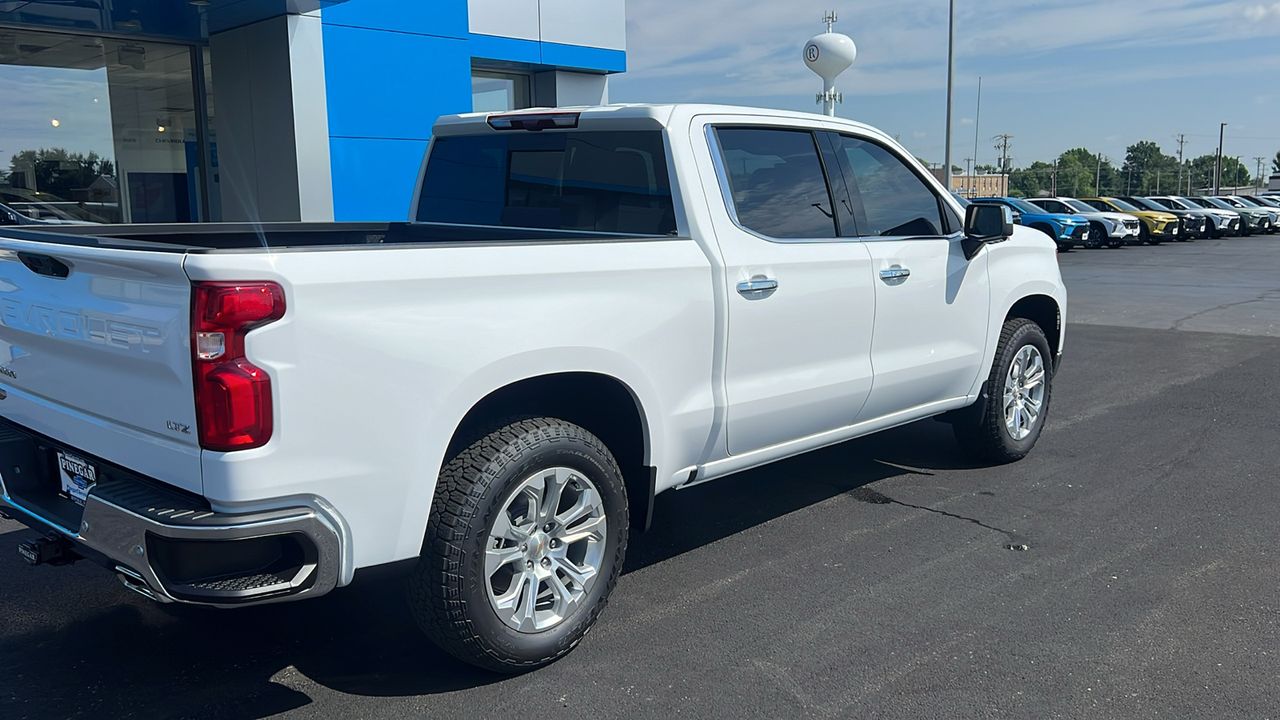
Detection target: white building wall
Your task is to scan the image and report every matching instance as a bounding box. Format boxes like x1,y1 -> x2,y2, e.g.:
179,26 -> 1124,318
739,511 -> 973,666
208,13 -> 333,222
468,0 -> 626,50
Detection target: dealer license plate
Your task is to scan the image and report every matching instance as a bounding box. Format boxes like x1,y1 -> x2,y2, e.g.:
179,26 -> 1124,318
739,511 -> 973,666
57,451 -> 97,506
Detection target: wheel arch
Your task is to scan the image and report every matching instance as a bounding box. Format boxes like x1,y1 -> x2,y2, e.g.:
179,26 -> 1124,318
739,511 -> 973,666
444,372 -> 657,532
1006,294 -> 1061,359
1028,221 -> 1056,238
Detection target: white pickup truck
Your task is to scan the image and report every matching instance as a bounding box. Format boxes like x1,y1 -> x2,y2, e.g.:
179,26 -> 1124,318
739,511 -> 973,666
0,104 -> 1065,671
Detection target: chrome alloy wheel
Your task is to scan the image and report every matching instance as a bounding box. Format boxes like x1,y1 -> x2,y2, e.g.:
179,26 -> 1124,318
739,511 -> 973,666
485,467 -> 608,633
1003,345 -> 1047,441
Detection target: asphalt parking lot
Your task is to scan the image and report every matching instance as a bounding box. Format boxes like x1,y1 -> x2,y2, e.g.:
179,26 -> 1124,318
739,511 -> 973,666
3,236 -> 1279,720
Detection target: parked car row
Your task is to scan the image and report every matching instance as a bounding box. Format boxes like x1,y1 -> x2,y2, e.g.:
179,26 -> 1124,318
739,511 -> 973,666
970,194 -> 1279,251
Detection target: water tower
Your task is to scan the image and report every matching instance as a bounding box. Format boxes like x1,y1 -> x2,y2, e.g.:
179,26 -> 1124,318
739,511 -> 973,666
804,11 -> 857,116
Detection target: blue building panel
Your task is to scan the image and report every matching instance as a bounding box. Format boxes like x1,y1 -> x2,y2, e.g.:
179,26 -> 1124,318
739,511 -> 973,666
321,1 -> 626,221
329,137 -> 428,221
321,0 -> 468,39
468,34 -> 626,73
467,34 -> 544,66
540,41 -> 626,73
323,24 -> 471,141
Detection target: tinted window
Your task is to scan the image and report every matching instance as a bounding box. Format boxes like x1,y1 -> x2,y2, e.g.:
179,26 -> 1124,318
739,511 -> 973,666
830,135 -> 945,237
417,131 -> 676,235
715,128 -> 837,238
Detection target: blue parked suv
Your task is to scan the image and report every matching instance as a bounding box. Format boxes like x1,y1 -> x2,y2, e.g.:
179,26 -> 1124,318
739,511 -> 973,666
973,196 -> 1090,251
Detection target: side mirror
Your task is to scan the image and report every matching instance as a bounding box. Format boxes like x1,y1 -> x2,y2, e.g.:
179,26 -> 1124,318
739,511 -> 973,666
962,203 -> 1014,259
965,203 -> 1014,242
0,208 -> 19,226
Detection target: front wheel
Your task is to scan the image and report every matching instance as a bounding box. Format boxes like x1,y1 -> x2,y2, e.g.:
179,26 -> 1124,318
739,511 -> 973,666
1087,224 -> 1107,249
407,418 -> 629,672
953,318 -> 1054,464
1140,224 -> 1160,245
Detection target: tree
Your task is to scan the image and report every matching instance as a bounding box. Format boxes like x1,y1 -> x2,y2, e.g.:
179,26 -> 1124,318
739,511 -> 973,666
8,148 -> 115,197
1057,148 -> 1116,196
1185,154 -> 1251,192
1272,150 -> 1280,174
1122,141 -> 1181,195
1009,161 -> 1055,197
1222,158 -> 1251,189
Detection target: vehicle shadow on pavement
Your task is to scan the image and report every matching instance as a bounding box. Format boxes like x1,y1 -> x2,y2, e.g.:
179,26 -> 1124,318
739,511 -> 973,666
0,420 -> 983,719
625,419 -> 991,572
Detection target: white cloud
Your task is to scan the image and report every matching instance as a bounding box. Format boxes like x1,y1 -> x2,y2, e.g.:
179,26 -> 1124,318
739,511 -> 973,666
1244,2 -> 1280,21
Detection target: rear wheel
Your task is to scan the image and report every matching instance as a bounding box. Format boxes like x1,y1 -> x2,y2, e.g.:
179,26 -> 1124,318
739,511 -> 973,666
407,418 -> 629,672
953,318 -> 1054,464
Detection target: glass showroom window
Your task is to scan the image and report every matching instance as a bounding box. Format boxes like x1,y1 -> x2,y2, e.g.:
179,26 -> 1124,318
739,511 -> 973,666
0,28 -> 206,224
471,70 -> 531,113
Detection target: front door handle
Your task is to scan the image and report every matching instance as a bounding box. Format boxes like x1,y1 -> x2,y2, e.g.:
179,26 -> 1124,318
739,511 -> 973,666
879,265 -> 911,282
736,276 -> 779,297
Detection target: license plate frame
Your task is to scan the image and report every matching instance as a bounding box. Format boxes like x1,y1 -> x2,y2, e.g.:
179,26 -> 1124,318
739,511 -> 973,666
57,450 -> 98,506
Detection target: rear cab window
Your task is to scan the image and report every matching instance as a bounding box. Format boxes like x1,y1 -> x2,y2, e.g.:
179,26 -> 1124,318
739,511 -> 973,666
417,131 -> 677,236
713,127 -> 839,239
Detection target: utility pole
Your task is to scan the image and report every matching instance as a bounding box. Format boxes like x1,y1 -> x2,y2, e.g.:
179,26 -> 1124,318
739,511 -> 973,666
1214,123 -> 1226,195
964,157 -> 973,196
1096,154 -> 1104,194
1156,168 -> 1161,194
994,134 -> 1012,191
1050,160 -> 1058,196
943,0 -> 955,189
1175,133 -> 1188,192
1127,164 -> 1133,195
1255,157 -> 1266,193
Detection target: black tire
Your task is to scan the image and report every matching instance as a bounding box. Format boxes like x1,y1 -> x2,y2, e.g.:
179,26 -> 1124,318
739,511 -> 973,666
407,417 -> 629,673
1140,223 -> 1160,245
953,318 -> 1054,464
1087,223 -> 1107,249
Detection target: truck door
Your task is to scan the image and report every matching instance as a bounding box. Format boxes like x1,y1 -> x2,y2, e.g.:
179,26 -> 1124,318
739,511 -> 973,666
695,120 -> 876,456
823,131 -> 991,421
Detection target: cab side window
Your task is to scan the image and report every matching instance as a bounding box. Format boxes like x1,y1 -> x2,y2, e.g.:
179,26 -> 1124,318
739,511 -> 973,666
714,128 -> 838,239
830,135 -> 945,237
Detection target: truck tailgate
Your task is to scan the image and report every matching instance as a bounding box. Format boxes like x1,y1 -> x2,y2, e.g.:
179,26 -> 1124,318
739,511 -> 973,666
0,237 -> 201,494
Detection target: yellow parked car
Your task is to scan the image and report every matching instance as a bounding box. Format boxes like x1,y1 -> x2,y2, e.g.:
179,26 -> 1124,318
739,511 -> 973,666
1079,197 -> 1180,245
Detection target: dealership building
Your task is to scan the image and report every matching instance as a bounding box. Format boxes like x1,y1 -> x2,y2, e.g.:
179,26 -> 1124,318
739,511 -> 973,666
0,0 -> 626,225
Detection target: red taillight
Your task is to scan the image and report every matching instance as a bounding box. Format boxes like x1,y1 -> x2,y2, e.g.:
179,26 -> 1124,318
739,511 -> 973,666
192,282 -> 285,451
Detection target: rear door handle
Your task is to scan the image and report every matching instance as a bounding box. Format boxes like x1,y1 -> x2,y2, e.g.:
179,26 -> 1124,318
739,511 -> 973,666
736,276 -> 778,297
879,265 -> 911,282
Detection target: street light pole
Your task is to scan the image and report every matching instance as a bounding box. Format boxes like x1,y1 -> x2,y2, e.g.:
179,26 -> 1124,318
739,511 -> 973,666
1214,123 -> 1226,195
971,75 -> 982,198
944,0 -> 955,190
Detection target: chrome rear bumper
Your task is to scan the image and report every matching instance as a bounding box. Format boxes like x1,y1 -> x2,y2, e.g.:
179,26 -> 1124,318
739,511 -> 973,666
1,447 -> 343,608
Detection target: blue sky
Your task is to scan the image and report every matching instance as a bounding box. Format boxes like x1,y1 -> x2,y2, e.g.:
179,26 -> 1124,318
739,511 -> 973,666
611,0 -> 1280,174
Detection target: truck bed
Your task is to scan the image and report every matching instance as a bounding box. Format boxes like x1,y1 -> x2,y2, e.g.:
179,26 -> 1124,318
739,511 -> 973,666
2,222 -> 668,253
